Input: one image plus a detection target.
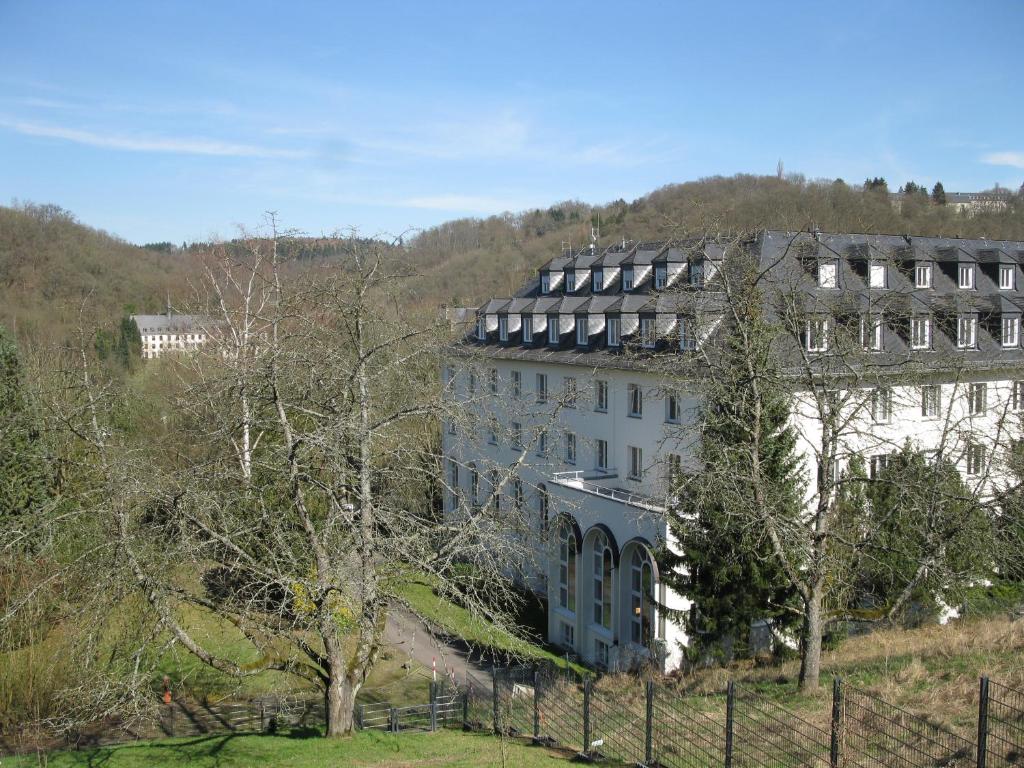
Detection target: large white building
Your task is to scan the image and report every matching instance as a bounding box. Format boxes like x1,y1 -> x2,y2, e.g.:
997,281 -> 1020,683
132,311 -> 212,359
442,231 -> 1024,672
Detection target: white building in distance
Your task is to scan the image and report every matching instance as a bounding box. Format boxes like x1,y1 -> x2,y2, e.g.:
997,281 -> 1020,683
443,230 -> 1024,673
132,311 -> 212,359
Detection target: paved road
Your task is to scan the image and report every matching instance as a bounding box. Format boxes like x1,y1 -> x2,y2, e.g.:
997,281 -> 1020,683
383,605 -> 494,689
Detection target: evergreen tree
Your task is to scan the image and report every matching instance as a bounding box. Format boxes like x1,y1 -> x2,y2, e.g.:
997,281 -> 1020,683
115,316 -> 142,371
932,181 -> 947,205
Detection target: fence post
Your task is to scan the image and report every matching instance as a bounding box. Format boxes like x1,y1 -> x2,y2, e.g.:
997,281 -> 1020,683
356,703 -> 363,731
725,681 -> 735,768
830,676 -> 842,768
645,680 -> 655,766
492,670 -> 501,734
533,669 -> 541,743
389,706 -> 398,734
583,677 -> 593,759
977,676 -> 990,768
259,700 -> 265,732
463,691 -> 470,731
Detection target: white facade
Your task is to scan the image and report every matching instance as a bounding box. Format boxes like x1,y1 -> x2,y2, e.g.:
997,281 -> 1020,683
132,313 -> 211,359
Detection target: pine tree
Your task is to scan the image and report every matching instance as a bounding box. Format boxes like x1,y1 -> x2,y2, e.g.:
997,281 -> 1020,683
932,182 -> 946,205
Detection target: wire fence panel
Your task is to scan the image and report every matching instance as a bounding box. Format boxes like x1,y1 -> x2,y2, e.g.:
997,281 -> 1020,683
536,668 -> 585,751
844,684 -> 975,768
494,667 -> 534,737
588,679 -> 647,765
732,686 -> 831,768
986,679 -> 1024,767
460,678 -> 493,732
652,686 -> 727,768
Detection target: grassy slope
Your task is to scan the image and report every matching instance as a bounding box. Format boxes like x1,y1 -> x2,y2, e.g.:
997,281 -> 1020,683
3,730 -> 588,768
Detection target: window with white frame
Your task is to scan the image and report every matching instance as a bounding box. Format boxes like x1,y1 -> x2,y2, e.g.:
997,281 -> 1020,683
536,373 -> 547,403
921,384 -> 941,418
565,270 -> 576,292
629,445 -> 644,480
447,459 -> 459,509
565,431 -> 576,464
536,429 -> 548,457
511,421 -> 523,449
537,481 -> 549,524
871,387 -> 892,423
911,317 -> 931,349
469,463 -> 479,508
818,260 -> 838,288
690,260 -> 704,286
630,548 -> 655,646
1014,381 -> 1024,412
667,452 -> 682,486
488,368 -> 497,393
966,442 -> 986,476
540,273 -> 551,294
607,316 -> 621,347
968,382 -> 987,415
498,316 -> 508,341
558,523 -> 576,612
547,314 -> 559,345
640,317 -> 656,348
679,316 -> 697,351
592,268 -> 604,292
861,316 -> 882,351
576,317 -> 588,346
476,315 -> 486,340
628,383 -> 643,417
622,267 -> 635,291
563,377 -> 577,407
594,639 -> 610,668
561,622 -> 575,649
869,454 -> 889,479
595,380 -> 608,412
1001,264 -> 1016,290
511,476 -> 523,510
511,370 -> 521,398
915,262 -> 932,288
959,263 -> 975,289
488,469 -> 500,511
522,315 -> 533,343
805,317 -> 830,352
958,315 -> 978,348
666,393 -> 681,424
655,264 -> 668,289
869,261 -> 887,288
593,531 -> 613,630
596,438 -> 609,471
1003,316 -> 1020,347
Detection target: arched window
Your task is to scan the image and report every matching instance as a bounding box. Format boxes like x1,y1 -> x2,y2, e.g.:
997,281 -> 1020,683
468,463 -> 479,508
447,459 -> 459,510
593,531 -> 613,630
558,523 -> 576,613
511,476 -> 523,511
537,483 -> 549,531
630,548 -> 655,646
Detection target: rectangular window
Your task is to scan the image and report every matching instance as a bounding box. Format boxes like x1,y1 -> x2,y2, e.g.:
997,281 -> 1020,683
655,264 -> 668,289
511,422 -> 523,449
679,316 -> 696,351
969,382 -> 987,415
592,269 -> 604,292
1003,316 -> 1019,347
921,385 -> 941,418
628,384 -> 643,417
511,370 -> 521,398
565,432 -> 576,464
959,263 -> 975,289
563,377 -> 577,407
667,453 -> 682,487
818,260 -> 838,288
595,380 -> 608,412
629,446 -> 643,480
666,394 -> 680,423
1001,264 -> 1016,290
594,639 -> 609,669
547,315 -> 560,345
522,315 -> 533,343
576,317 -> 588,346
805,318 -> 829,352
560,622 -> 574,649
966,443 -> 986,476
869,454 -> 889,480
498,316 -> 508,341
488,368 -> 497,393
468,372 -> 476,395
861,316 -> 882,351
476,315 -> 487,340
596,439 -> 609,471
869,262 -> 887,288
640,317 -> 656,348
536,429 -> 548,457
871,387 -> 892,423
541,273 -> 550,294
915,262 -> 932,288
1014,381 -> 1024,412
958,316 -> 977,348
690,261 -> 705,286
607,316 -> 621,347
487,418 -> 498,445
447,419 -> 456,435
622,267 -> 635,291
565,270 -> 576,292
911,317 -> 931,349
536,373 -> 547,403
445,366 -> 455,390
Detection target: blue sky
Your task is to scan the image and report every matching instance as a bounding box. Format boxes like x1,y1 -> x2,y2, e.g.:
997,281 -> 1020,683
1,1 -> 1022,244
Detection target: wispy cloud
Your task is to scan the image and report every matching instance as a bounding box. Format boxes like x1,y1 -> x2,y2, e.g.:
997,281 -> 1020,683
982,151 -> 1024,170
0,118 -> 309,159
401,194 -> 529,213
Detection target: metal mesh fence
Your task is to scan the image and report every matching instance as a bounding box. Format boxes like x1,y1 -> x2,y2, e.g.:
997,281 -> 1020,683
985,679 -> 1024,767
588,678 -> 647,765
535,665 -> 586,751
732,685 -> 831,768
651,685 -> 727,768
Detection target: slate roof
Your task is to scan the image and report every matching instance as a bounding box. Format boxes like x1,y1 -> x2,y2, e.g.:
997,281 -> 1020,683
132,313 -> 210,334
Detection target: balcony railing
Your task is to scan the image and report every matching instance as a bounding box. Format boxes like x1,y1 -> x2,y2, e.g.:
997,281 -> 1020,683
550,469 -> 666,513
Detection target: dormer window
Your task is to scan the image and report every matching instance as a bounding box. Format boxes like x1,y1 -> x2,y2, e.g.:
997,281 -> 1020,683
607,316 -> 621,347
575,316 -> 588,346
689,261 -> 705,287
565,270 -> 576,292
640,317 -> 656,348
541,272 -> 551,294
522,315 -> 533,345
957,315 -> 977,348
1003,316 -> 1020,347
805,317 -> 829,352
915,262 -> 932,289
959,263 -> 975,289
869,261 -> 887,289
547,314 -> 559,345
476,315 -> 486,341
655,264 -> 668,290
818,260 -> 838,288
498,316 -> 508,342
1000,264 -> 1015,290
623,267 -> 635,291
592,268 -> 604,292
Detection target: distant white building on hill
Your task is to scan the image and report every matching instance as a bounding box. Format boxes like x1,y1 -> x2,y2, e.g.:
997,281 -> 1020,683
132,311 -> 212,359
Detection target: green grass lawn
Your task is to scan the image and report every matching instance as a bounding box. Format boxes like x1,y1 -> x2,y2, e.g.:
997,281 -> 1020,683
3,729 -> 587,767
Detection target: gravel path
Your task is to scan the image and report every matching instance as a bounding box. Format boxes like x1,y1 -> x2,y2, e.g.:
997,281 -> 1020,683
384,605 -> 494,689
